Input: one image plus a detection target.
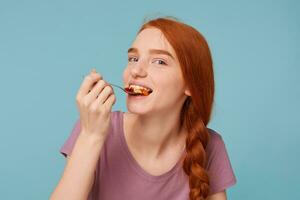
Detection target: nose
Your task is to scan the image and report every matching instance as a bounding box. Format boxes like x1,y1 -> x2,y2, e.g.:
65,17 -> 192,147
130,62 -> 147,78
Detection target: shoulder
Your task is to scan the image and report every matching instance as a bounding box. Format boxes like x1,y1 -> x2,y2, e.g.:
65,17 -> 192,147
110,110 -> 124,123
112,110 -> 122,115
205,128 -> 229,167
99,110 -> 124,160
105,110 -> 124,138
206,128 -> 225,149
205,128 -> 237,194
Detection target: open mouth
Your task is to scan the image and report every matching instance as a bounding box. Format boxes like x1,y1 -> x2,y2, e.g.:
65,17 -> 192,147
125,84 -> 153,96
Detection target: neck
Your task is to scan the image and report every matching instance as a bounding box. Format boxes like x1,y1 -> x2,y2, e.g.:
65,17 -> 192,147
126,109 -> 187,159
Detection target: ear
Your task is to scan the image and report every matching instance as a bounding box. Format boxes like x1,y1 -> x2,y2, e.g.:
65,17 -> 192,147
184,88 -> 191,96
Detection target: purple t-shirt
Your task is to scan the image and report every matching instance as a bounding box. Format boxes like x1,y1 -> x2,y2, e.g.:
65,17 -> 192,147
60,111 -> 236,199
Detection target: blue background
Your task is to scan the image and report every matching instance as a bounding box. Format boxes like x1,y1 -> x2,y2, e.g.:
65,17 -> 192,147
0,0 -> 299,199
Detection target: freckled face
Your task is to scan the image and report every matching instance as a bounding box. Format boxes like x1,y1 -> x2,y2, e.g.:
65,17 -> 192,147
123,28 -> 190,115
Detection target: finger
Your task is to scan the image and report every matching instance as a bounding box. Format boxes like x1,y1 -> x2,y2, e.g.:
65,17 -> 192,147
90,68 -> 97,73
94,85 -> 114,105
104,93 -> 116,109
77,72 -> 102,99
86,79 -> 106,100
81,68 -> 98,80
102,94 -> 116,114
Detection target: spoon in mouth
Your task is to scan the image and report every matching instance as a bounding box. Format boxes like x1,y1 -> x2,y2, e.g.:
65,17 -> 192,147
83,74 -> 151,95
108,83 -> 136,95
83,69 -> 146,95
109,83 -> 152,96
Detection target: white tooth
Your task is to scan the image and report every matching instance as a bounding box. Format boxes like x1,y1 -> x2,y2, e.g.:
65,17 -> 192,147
130,84 -> 148,90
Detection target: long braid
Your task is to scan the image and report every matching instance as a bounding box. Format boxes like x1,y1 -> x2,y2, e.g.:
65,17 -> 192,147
181,98 -> 211,200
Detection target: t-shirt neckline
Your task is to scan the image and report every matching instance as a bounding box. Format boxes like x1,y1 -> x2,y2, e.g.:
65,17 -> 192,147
118,111 -> 185,182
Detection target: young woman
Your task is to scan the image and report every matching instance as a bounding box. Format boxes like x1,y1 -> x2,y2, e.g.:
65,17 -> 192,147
50,17 -> 236,200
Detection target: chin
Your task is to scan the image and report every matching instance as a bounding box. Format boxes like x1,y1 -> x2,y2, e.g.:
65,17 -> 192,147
126,104 -> 151,115
126,100 -> 157,116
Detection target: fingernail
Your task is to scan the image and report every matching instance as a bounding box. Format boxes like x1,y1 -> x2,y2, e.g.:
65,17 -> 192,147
91,68 -> 97,73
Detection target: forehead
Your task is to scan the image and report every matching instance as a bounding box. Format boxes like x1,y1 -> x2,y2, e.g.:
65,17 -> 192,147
131,28 -> 176,56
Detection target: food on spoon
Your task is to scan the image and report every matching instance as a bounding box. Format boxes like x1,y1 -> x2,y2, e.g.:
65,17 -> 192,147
124,84 -> 153,96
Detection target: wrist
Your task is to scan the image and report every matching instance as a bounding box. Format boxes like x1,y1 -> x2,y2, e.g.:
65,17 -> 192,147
79,131 -> 106,145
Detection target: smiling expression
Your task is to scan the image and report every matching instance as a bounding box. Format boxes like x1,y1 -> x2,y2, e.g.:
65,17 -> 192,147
123,28 -> 190,115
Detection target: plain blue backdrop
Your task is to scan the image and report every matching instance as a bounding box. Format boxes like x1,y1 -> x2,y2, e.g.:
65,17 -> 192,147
0,0 -> 299,199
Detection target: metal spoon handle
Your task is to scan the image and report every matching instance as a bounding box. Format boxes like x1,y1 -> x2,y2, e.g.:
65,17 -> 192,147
109,83 -> 128,93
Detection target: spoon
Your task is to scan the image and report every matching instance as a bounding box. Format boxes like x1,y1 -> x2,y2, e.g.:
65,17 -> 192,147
108,83 -> 135,95
109,83 -> 153,96
82,74 -> 134,95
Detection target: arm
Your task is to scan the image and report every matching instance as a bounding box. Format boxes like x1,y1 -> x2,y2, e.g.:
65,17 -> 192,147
207,190 -> 227,200
50,132 -> 105,200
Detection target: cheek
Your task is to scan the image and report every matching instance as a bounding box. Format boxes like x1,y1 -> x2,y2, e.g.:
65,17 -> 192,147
156,74 -> 185,97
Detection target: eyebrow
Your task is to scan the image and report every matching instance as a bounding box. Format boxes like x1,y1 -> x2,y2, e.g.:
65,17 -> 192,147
127,47 -> 175,60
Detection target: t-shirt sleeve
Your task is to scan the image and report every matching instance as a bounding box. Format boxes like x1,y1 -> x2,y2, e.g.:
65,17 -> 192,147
205,129 -> 237,195
59,118 -> 81,158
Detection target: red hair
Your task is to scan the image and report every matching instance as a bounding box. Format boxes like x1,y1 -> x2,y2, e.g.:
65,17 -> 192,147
139,17 -> 215,200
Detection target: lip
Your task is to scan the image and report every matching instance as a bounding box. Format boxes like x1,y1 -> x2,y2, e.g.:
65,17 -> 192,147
128,94 -> 149,99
